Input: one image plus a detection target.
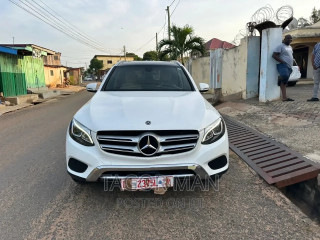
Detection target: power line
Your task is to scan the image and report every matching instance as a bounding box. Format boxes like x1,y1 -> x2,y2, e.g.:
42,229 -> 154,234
25,0 -> 111,52
171,0 -> 181,16
36,0 -> 108,50
10,0 -> 106,52
9,0 -> 113,53
169,0 -> 176,7
135,10 -> 168,53
135,36 -> 156,52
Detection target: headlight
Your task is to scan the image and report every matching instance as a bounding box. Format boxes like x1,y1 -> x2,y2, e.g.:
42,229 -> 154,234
202,118 -> 225,144
69,119 -> 94,146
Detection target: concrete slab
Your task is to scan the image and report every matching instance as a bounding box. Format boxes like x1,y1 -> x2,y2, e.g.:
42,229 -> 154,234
5,94 -> 39,105
0,103 -> 33,116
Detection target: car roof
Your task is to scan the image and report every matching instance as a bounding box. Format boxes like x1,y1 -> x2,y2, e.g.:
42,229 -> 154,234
116,61 -> 181,67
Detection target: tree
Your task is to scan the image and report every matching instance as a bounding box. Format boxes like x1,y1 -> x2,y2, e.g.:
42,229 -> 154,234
89,58 -> 103,79
126,52 -> 142,61
310,7 -> 320,24
143,51 -> 158,61
158,24 -> 205,65
89,58 -> 103,72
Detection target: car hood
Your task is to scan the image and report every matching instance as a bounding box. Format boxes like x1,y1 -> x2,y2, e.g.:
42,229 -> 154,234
74,91 -> 221,132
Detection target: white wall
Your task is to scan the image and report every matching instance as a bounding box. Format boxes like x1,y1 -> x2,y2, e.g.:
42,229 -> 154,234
221,38 -> 247,98
259,28 -> 282,102
188,57 -> 210,88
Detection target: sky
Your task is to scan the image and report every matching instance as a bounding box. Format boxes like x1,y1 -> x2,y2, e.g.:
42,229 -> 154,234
0,0 -> 318,68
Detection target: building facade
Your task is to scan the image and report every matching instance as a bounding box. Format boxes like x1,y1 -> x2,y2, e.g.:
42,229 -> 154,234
94,55 -> 134,72
286,21 -> 320,79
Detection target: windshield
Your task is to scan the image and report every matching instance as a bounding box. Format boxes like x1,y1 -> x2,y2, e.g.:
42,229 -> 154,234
102,64 -> 194,91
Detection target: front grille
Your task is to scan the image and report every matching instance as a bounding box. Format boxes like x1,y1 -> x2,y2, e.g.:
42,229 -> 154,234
96,130 -> 199,157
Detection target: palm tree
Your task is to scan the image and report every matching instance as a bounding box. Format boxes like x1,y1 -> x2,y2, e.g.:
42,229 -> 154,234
158,25 -> 205,65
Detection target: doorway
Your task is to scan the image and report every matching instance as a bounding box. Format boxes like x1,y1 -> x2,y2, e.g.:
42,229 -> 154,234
293,46 -> 309,78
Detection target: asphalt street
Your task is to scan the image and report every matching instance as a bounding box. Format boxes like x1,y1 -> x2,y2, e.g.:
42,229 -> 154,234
0,91 -> 319,240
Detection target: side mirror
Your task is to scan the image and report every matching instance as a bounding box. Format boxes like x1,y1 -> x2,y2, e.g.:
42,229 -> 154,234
86,83 -> 98,92
199,83 -> 209,93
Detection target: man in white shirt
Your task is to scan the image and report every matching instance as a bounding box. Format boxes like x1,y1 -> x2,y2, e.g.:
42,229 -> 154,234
272,35 -> 294,101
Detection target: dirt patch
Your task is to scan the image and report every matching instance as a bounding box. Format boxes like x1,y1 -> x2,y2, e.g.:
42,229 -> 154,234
268,113 -> 311,127
217,102 -> 261,117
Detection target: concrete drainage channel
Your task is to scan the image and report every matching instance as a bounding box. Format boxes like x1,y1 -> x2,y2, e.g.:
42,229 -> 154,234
282,179 -> 320,223
223,115 -> 320,223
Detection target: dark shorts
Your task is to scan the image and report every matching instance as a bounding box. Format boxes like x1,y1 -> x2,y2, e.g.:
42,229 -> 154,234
277,63 -> 292,85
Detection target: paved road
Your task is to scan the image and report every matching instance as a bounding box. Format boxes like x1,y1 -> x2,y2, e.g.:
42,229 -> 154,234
0,91 -> 319,240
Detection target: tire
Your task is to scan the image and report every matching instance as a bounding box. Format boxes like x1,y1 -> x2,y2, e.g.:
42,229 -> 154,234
287,81 -> 297,86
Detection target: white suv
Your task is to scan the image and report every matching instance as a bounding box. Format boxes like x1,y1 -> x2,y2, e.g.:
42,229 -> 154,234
66,61 -> 229,190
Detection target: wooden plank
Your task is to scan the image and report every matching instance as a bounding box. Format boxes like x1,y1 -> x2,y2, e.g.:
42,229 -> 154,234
254,152 -> 289,164
232,137 -> 261,147
240,142 -> 271,151
250,149 -> 285,160
257,155 -> 298,168
274,167 -> 320,188
242,143 -> 274,154
263,159 -> 304,172
228,132 -> 253,138
230,135 -> 259,143
268,162 -> 311,177
235,140 -> 267,148
247,146 -> 280,157
230,145 -> 275,184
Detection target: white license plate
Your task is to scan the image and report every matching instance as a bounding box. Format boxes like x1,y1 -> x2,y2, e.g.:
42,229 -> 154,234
120,176 -> 174,190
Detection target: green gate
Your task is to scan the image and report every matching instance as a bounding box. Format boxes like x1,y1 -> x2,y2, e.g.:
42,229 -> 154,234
0,54 -> 27,97
20,56 -> 46,89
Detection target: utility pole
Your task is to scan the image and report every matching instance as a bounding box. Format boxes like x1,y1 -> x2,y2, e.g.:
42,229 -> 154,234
156,33 -> 158,52
12,37 -> 14,46
166,6 -> 171,41
123,45 -> 126,61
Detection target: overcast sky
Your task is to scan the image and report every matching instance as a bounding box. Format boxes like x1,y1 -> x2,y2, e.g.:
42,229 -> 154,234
0,0 -> 318,68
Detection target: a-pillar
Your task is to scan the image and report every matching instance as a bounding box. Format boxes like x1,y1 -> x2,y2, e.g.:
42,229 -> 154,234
259,28 -> 282,102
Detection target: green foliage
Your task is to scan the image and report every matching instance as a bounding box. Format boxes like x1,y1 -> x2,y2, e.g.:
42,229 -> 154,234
126,52 -> 142,61
310,7 -> 320,24
158,24 -> 205,64
89,58 -> 103,72
143,51 -> 158,61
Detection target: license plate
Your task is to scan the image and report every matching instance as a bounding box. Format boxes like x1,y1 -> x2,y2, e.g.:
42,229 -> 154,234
120,176 -> 174,190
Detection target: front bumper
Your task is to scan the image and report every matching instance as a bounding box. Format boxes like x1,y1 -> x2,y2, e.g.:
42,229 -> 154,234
66,129 -> 229,182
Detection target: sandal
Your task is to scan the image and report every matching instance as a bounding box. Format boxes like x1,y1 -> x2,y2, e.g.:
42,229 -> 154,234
282,98 -> 294,101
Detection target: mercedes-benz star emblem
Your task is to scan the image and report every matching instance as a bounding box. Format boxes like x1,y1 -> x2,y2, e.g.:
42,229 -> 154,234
138,134 -> 159,156
145,121 -> 151,125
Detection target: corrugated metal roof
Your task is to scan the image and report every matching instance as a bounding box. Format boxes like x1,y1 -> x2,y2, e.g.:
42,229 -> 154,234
205,38 -> 235,51
0,44 -> 55,55
0,46 -> 17,55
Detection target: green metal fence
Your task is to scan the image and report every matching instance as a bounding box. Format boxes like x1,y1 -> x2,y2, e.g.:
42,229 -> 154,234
19,56 -> 46,89
0,53 -> 27,97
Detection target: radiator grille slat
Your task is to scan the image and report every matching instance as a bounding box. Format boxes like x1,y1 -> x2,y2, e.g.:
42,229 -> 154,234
97,130 -> 199,157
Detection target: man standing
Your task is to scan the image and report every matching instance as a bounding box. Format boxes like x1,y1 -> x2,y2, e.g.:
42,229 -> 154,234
272,35 -> 294,101
307,42 -> 320,101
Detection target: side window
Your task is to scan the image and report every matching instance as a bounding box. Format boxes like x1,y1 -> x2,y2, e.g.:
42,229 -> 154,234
50,70 -> 54,76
